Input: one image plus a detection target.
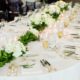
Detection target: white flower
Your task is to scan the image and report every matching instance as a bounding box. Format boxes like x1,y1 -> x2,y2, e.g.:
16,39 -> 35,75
68,2 -> 72,9
5,41 -> 26,57
48,5 -> 60,14
5,42 -> 15,53
30,13 -> 43,25
55,1 -> 67,8
29,28 -> 39,37
43,4 -> 60,14
41,13 -> 55,26
42,5 -> 50,13
13,50 -> 22,58
74,3 -> 80,10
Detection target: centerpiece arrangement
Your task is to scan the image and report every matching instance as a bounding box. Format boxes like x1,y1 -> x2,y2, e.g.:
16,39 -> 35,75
0,1 -> 80,76
0,1 -> 75,67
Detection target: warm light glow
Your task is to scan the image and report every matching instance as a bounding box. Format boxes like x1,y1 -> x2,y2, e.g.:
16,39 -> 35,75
42,40 -> 48,48
58,31 -> 63,38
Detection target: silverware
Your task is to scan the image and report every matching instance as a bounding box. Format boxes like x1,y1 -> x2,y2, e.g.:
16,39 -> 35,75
78,21 -> 80,23
21,64 -> 35,68
73,36 -> 80,39
71,34 -> 80,36
64,50 -> 75,56
40,59 -> 51,66
70,34 -> 79,36
65,45 -> 76,49
40,59 -> 55,72
70,34 -> 80,39
75,27 -> 80,29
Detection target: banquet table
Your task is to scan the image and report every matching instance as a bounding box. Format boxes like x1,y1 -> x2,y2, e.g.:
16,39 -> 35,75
0,1 -> 80,80
0,63 -> 80,80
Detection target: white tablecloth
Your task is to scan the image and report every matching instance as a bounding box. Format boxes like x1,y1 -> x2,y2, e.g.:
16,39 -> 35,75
0,63 -> 80,80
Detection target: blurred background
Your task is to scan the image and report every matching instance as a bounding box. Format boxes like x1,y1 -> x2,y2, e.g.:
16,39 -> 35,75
0,0 -> 80,22
65,0 -> 80,2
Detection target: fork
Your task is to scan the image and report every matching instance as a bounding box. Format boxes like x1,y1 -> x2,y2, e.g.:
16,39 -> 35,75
40,59 -> 56,72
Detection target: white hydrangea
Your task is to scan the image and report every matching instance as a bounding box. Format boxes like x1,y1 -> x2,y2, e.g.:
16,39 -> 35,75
68,2 -> 72,9
30,13 -> 43,25
29,28 -> 39,37
42,5 -> 50,13
41,12 -> 55,26
48,5 -> 60,14
43,4 -> 60,14
5,41 -> 26,57
55,1 -> 67,8
74,3 -> 80,10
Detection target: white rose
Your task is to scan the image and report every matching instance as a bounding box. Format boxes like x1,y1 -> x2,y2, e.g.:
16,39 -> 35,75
29,28 -> 39,37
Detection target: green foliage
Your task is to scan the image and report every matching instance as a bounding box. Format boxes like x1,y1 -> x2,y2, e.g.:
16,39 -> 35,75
46,12 -> 60,20
31,22 -> 47,31
60,4 -> 69,12
0,50 -> 14,67
51,12 -> 60,20
19,31 -> 39,45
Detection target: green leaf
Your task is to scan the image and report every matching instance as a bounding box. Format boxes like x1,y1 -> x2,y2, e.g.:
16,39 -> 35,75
60,4 -> 69,12
0,62 -> 5,67
51,12 -> 60,20
0,50 -> 14,67
19,31 -> 39,45
32,22 -> 47,31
